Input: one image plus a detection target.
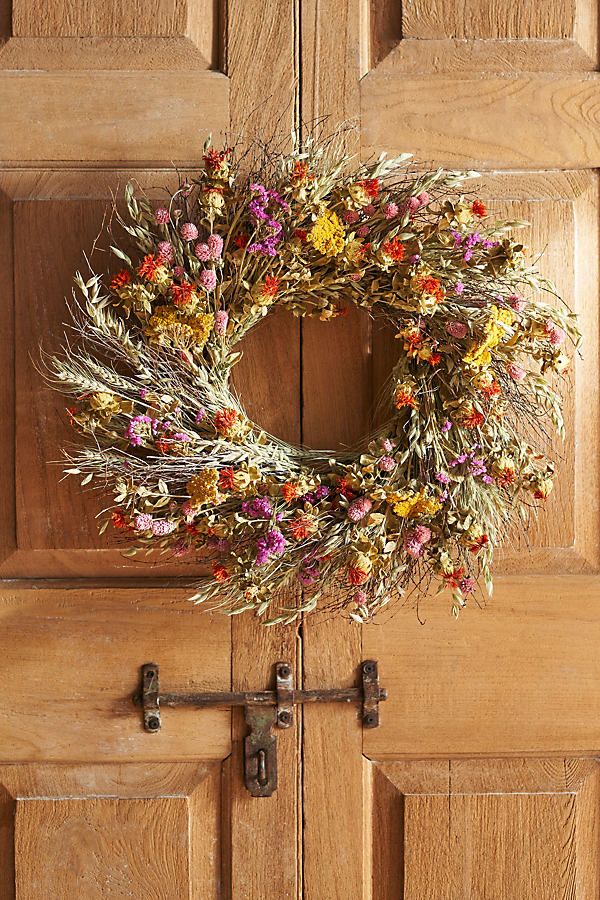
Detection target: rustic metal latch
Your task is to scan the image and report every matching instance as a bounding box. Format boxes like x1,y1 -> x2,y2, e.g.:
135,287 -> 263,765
134,660 -> 387,797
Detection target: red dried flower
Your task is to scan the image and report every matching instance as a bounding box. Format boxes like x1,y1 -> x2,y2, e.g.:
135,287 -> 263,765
215,408 -> 238,435
288,514 -> 315,541
359,178 -> 380,199
462,409 -> 485,429
137,254 -> 163,282
428,352 -> 442,366
261,276 -> 281,298
472,199 -> 487,217
234,233 -> 250,249
416,275 -> 445,303
294,229 -> 308,242
111,510 -> 128,529
218,467 -> 236,491
110,269 -> 131,291
348,565 -> 370,586
381,238 -> 405,262
480,380 -> 502,399
291,160 -> 310,183
171,282 -> 196,307
203,147 -> 232,173
469,534 -> 489,554
212,562 -> 230,583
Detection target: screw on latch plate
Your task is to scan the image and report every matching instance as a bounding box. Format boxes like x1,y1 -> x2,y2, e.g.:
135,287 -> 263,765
133,659 -> 387,797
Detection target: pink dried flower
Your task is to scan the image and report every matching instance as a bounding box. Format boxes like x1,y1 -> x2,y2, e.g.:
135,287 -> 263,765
446,321 -> 468,339
172,539 -> 190,558
381,438 -> 395,453
180,222 -> 199,242
195,408 -> 206,423
155,208 -> 170,224
156,240 -> 174,263
417,191 -> 431,207
194,242 -> 210,261
545,320 -> 565,346
350,273 -> 362,282
347,497 -> 373,522
134,513 -> 154,531
403,196 -> 421,215
378,455 -> 395,472
353,590 -> 367,605
214,309 -> 229,336
173,266 -> 185,278
454,281 -> 464,295
458,576 -> 476,595
404,536 -> 424,559
151,519 -> 177,536
357,225 -> 370,238
363,204 -> 376,216
344,210 -> 360,225
181,501 -> 197,521
506,362 -> 526,381
412,525 -> 432,545
207,233 -> 223,258
383,202 -> 399,219
508,294 -> 526,312
199,269 -> 217,291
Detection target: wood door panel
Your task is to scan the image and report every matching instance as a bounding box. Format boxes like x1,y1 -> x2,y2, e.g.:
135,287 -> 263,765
0,169 -> 215,577
0,762 -> 222,899
0,589 -> 231,762
2,0 -> 221,70
363,576 -> 600,758
367,758 -> 600,899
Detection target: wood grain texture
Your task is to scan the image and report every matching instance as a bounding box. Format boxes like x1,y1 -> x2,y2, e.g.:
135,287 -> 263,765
368,759 -> 600,899
16,797 -> 190,898
0,589 -> 231,761
361,73 -> 600,169
402,0 -> 577,40
364,576 -> 600,757
226,5 -> 301,899
0,72 -> 229,162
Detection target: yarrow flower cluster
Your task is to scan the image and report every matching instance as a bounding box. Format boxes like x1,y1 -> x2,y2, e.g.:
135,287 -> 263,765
47,131 -> 579,624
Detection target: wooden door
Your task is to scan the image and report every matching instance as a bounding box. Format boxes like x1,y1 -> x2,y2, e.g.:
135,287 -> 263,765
0,3 -> 302,897
1,2 -> 599,898
300,3 -> 600,898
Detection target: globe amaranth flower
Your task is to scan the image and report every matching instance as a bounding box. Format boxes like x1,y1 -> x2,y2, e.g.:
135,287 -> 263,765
347,497 -> 372,522
506,362 -> 526,381
383,202 -> 398,219
155,207 -> 170,224
214,310 -> 229,336
180,222 -> 199,242
378,456 -> 395,473
446,321 -> 468,339
156,241 -> 174,263
151,519 -> 177,536
199,269 -> 217,291
134,513 -> 154,531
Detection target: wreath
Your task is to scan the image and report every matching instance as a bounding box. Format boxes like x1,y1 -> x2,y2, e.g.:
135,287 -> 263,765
46,132 -> 579,624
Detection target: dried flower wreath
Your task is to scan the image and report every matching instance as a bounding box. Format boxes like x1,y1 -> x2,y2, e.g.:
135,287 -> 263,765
46,133 -> 579,623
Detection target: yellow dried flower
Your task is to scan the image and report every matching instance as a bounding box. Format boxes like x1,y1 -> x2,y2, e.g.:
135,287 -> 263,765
146,307 -> 214,351
187,468 -> 222,507
308,210 -> 345,257
464,306 -> 515,370
387,488 -> 442,519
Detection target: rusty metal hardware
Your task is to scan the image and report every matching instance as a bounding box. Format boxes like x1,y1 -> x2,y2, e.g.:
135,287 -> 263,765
134,659 -> 387,797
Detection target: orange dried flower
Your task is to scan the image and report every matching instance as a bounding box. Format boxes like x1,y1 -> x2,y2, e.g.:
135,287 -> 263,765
428,351 -> 442,366
215,408 -> 238,435
393,385 -> 418,410
281,482 -> 300,503
289,513 -> 315,541
291,160 -> 310,183
442,566 -> 465,588
110,269 -> 131,291
171,282 -> 196,307
472,199 -> 487,217
212,562 -> 230,582
261,276 -> 281,298
461,409 -> 485,429
137,254 -> 163,282
480,380 -> 501,399
381,238 -> 405,262
416,275 -> 445,303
